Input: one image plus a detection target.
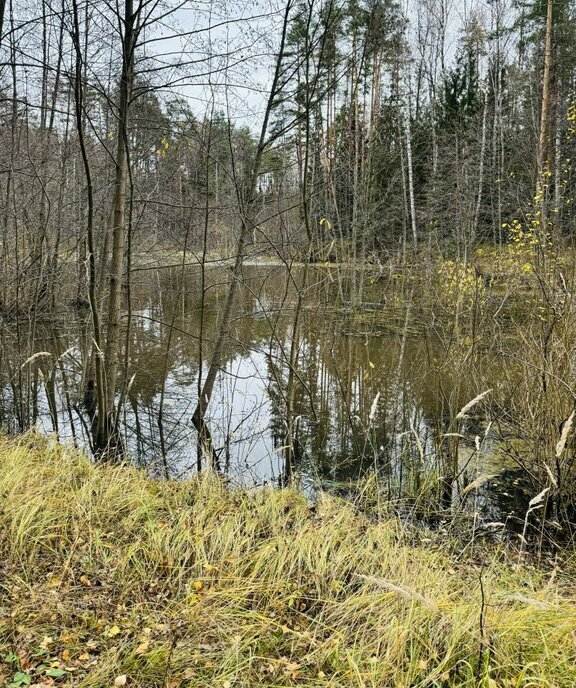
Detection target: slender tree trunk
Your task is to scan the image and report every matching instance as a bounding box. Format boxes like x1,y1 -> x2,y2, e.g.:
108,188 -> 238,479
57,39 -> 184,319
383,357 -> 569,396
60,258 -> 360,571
191,0 -> 294,466
473,88 -> 488,241
71,0 -> 106,449
537,0 -> 554,244
103,0 -> 136,446
0,0 -> 6,49
404,70 -> 417,244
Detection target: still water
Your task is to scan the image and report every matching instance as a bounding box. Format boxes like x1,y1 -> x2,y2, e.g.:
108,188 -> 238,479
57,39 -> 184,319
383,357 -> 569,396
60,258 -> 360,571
0,263 -> 522,509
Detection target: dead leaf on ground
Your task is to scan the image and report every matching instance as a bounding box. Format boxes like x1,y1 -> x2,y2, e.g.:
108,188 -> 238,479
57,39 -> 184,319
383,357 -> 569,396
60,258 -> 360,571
106,625 -> 121,638
134,641 -> 149,656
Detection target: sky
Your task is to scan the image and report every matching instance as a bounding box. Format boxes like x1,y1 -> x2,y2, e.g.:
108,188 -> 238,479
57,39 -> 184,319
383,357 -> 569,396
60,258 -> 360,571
140,0 -> 288,127
142,0 -> 520,131
4,0 -> 520,134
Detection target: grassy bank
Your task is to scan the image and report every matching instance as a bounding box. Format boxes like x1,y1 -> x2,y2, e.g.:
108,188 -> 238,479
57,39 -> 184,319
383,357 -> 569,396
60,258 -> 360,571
0,437 -> 575,687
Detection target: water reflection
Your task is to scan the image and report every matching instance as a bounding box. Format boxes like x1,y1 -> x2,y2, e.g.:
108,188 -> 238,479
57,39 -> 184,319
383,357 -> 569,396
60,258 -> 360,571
0,264 -> 515,502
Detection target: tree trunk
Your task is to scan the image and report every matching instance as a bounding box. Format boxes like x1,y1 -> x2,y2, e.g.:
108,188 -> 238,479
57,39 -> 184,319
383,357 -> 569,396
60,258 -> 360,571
405,69 -> 417,244
71,0 -> 106,449
191,0 -> 294,467
537,0 -> 554,243
103,0 -> 135,447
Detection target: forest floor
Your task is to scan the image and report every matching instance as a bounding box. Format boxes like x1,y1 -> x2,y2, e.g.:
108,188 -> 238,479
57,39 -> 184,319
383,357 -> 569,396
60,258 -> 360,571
0,435 -> 575,688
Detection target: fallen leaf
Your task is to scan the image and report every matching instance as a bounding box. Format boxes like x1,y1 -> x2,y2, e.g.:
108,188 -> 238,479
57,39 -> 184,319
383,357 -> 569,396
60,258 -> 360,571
114,676 -> 127,686
46,669 -> 66,678
106,625 -> 121,638
134,642 -> 149,656
17,649 -> 31,669
79,575 -> 92,587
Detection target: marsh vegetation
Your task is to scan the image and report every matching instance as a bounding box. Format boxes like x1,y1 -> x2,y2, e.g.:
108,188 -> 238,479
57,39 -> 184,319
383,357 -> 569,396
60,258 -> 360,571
1,0 -> 576,683
1,437 -> 575,688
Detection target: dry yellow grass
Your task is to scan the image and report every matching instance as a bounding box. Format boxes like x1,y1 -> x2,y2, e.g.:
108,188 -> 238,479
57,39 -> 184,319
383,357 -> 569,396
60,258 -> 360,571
0,434 -> 575,687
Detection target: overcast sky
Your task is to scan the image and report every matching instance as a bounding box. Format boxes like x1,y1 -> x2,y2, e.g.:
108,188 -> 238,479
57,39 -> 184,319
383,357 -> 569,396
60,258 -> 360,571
141,0 -> 288,127
5,0 -> 519,133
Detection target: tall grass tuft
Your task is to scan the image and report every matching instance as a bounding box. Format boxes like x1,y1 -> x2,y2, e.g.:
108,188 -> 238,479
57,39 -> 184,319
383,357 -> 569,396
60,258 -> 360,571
0,434 -> 575,687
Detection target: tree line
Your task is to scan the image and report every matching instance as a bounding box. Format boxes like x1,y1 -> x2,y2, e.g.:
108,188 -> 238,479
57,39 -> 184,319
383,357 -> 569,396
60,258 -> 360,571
1,0 -> 574,458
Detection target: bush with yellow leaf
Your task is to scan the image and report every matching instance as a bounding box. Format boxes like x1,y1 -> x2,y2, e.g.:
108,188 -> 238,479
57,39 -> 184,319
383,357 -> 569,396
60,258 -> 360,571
436,259 -> 486,313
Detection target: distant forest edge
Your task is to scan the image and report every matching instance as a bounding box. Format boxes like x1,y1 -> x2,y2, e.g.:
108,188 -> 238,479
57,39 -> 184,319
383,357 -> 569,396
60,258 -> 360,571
1,0 -> 575,464
2,0 -> 575,279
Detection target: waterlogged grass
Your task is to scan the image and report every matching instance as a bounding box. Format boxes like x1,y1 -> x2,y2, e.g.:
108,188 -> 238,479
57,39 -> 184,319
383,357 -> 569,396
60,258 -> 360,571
0,436 -> 575,687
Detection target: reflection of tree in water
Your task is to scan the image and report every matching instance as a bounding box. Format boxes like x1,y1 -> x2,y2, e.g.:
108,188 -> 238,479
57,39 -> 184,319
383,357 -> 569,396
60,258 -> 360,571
264,300 -> 516,493
0,265 -> 523,495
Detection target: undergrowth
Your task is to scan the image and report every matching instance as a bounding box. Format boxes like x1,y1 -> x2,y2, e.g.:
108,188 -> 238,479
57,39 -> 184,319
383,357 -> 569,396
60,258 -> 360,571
0,434 -> 575,687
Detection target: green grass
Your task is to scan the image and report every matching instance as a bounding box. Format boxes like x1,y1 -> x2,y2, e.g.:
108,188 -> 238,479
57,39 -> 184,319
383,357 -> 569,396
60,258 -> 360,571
0,435 -> 575,687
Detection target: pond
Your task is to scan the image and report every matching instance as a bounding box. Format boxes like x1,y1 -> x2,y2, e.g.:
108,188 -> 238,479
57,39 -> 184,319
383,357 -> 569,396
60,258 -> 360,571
0,262 -> 530,522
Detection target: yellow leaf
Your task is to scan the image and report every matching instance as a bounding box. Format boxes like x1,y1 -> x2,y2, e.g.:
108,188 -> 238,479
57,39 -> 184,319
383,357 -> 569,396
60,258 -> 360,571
78,652 -> 90,661
106,625 -> 121,638
192,581 -> 203,591
79,575 -> 92,587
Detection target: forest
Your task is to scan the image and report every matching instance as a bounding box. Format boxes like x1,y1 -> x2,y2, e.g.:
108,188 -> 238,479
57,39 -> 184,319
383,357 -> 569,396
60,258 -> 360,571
1,0 -> 576,686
